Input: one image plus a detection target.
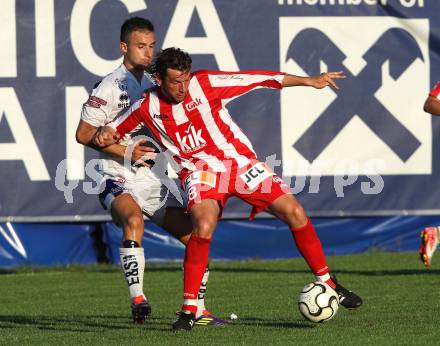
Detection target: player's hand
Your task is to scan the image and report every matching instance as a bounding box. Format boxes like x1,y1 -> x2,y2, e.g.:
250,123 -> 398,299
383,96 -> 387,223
309,71 -> 346,90
93,126 -> 120,147
128,138 -> 157,167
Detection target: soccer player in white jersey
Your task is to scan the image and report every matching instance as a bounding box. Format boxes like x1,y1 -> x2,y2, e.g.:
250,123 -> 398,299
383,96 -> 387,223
76,18 -> 224,326
93,47 -> 363,331
419,81 -> 440,267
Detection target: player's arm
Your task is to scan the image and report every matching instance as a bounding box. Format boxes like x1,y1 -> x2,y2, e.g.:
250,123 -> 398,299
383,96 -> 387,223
78,88 -> 154,163
201,70 -> 344,104
76,119 -> 126,157
93,99 -> 146,148
199,70 -> 286,104
77,119 -> 155,165
423,96 -> 440,116
281,71 -> 345,90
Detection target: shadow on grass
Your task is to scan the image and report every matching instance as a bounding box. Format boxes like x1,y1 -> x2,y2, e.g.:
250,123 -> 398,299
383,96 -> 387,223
0,315 -> 175,333
0,314 -> 317,332
198,267 -> 440,276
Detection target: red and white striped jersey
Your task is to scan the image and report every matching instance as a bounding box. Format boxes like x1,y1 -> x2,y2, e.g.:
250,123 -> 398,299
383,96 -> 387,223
110,70 -> 285,176
430,81 -> 440,99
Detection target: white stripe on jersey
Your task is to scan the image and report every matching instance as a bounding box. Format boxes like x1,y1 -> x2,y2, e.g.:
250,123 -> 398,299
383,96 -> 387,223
208,73 -> 284,87
192,151 -> 226,172
218,107 -> 256,166
191,78 -> 251,168
148,92 -> 197,172
172,103 -> 189,125
148,92 -> 182,156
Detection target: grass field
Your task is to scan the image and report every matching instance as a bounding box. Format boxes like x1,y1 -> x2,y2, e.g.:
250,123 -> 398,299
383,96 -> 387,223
1,252 -> 440,345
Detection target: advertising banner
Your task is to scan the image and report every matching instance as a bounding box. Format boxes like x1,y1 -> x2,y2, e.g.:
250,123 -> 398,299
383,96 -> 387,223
0,0 -> 438,220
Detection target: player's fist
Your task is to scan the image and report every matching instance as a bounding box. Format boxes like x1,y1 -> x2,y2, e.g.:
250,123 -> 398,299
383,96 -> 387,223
93,126 -> 120,147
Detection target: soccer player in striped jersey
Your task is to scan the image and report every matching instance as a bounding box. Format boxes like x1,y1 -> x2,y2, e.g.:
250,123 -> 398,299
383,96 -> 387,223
419,82 -> 440,266
93,47 -> 363,331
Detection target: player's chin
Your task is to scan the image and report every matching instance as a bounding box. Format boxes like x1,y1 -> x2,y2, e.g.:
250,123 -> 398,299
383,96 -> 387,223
135,63 -> 149,71
173,95 -> 185,103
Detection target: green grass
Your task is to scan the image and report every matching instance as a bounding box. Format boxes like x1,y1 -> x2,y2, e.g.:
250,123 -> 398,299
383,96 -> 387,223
1,252 -> 440,345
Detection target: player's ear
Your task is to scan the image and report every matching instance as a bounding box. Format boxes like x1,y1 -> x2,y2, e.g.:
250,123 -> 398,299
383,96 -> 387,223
120,41 -> 128,54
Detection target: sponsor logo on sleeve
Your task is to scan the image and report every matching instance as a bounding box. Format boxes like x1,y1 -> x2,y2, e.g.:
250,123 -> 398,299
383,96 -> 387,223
85,95 -> 107,108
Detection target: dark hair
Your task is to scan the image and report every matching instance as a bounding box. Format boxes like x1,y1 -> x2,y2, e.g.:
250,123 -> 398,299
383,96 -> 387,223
150,47 -> 192,79
120,17 -> 154,43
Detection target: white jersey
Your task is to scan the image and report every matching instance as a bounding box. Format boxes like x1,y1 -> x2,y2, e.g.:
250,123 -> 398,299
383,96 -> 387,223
81,64 -> 155,180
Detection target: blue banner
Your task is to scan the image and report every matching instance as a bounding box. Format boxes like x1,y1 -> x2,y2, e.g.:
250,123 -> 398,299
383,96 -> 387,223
0,0 -> 439,220
0,223 -> 97,268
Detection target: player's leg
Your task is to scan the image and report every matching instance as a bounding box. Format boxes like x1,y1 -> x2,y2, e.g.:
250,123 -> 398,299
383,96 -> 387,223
161,206 -> 226,325
173,199 -> 220,331
110,193 -> 151,324
140,173 -> 227,326
419,226 -> 440,267
266,194 -> 362,309
160,206 -> 192,243
267,194 -> 327,276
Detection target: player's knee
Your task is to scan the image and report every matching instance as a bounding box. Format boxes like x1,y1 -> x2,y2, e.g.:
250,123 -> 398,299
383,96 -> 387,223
193,218 -> 216,239
284,203 -> 307,226
124,214 -> 144,234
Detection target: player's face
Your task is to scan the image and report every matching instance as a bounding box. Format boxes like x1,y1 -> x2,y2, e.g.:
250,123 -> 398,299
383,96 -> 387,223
158,68 -> 191,104
121,30 -> 155,70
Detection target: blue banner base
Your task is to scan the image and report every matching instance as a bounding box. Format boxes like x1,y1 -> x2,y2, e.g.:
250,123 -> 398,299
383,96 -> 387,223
1,216 -> 439,268
0,223 -> 97,268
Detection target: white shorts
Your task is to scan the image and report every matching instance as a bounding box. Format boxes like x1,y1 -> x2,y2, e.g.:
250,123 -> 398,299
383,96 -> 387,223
98,172 -> 185,226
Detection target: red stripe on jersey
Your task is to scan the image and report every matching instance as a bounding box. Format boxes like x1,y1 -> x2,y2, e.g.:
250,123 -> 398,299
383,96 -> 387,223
429,81 -> 440,98
207,96 -> 257,160
189,108 -> 228,167
112,98 -> 147,137
190,75 -> 254,168
141,95 -> 172,153
196,73 -> 258,160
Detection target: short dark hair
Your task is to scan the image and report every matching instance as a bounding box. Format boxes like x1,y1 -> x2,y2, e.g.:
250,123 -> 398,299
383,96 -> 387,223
120,17 -> 154,43
151,47 -> 192,80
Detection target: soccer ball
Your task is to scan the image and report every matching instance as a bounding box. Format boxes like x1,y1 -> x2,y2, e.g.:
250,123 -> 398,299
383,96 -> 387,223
298,282 -> 339,323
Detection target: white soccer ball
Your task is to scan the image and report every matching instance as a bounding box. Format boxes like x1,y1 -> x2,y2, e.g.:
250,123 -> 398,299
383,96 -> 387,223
298,282 -> 339,323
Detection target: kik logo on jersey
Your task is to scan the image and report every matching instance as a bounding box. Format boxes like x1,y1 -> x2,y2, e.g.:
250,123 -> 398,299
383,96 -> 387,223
175,123 -> 207,154
279,17 -> 430,176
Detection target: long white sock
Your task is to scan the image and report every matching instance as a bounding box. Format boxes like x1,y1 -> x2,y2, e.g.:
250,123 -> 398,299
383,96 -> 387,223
119,247 -> 146,302
196,267 -> 210,318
